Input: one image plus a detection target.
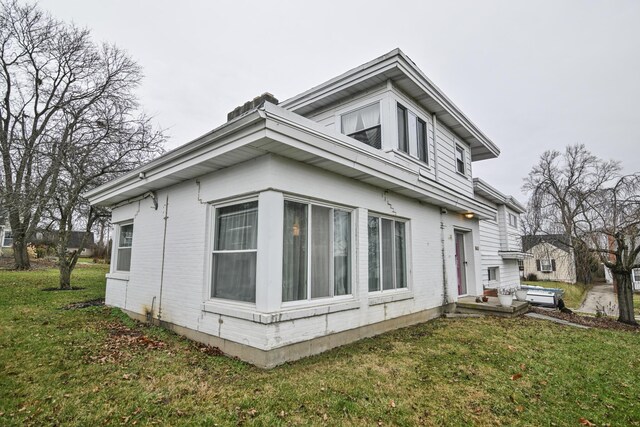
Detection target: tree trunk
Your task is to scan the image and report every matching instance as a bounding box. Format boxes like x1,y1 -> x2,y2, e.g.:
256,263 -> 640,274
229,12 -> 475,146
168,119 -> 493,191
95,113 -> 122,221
59,261 -> 72,290
12,236 -> 31,270
614,272 -> 637,325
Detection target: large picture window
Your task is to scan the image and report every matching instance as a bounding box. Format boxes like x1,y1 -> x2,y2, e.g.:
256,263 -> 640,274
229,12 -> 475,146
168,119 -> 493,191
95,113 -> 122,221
341,103 -> 381,149
368,215 -> 407,292
116,223 -> 133,272
282,200 -> 351,302
212,201 -> 258,303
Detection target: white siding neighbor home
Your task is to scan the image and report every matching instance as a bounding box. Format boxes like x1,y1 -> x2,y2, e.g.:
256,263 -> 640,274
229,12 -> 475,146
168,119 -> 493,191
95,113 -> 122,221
87,49 -> 514,367
522,235 -> 577,283
473,179 -> 526,292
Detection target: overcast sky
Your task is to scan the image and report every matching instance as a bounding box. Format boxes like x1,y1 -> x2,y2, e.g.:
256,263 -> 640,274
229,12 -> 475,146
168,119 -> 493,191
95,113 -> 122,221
40,0 -> 640,201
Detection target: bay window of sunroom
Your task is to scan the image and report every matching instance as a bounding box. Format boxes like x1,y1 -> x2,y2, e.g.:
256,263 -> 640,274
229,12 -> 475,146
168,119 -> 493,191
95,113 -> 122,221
282,200 -> 352,302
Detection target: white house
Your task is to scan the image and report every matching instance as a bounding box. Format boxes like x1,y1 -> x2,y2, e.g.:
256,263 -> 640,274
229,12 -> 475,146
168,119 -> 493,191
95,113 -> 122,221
522,235 -> 577,283
86,49 -> 508,368
473,178 -> 526,292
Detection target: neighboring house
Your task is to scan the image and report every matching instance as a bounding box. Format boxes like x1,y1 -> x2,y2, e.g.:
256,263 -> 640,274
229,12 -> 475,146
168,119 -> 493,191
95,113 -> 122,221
522,235 -> 576,283
473,178 -> 526,292
31,230 -> 96,257
87,49 -> 508,368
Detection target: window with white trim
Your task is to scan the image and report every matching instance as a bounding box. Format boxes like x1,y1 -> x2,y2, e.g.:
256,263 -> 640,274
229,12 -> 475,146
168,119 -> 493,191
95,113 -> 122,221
633,269 -> 640,282
488,267 -> 499,282
341,103 -> 381,149
397,103 -> 408,154
508,213 -> 518,227
211,201 -> 258,303
282,200 -> 352,302
455,146 -> 465,175
417,117 -> 428,164
2,230 -> 13,247
368,215 -> 407,292
116,223 -> 133,272
540,258 -> 553,273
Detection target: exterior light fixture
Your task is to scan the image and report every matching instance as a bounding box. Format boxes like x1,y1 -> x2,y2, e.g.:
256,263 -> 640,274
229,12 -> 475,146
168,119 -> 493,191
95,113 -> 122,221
464,212 -> 475,219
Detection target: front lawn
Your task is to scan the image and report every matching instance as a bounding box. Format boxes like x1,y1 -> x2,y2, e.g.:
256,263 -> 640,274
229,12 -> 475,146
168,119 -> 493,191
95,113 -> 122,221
1,265 -> 640,426
522,280 -> 591,308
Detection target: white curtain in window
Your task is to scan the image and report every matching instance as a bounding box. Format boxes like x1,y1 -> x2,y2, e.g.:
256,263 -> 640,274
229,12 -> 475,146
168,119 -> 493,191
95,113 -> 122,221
381,219 -> 394,290
311,205 -> 331,298
117,224 -> 133,271
334,210 -> 351,295
215,203 -> 258,250
341,103 -> 380,135
212,202 -> 258,302
282,201 -> 308,302
368,217 -> 380,292
395,222 -> 407,288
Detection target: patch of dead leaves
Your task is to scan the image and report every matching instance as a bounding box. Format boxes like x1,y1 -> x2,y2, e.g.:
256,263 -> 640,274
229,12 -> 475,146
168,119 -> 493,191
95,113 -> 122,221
85,322 -> 166,365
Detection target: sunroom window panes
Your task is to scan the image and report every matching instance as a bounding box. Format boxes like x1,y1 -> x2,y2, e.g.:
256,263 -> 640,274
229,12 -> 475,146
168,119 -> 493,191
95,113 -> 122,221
282,201 -> 352,302
341,103 -> 381,149
334,209 -> 351,296
368,217 -> 380,292
116,224 -> 133,272
282,201 -> 308,302
368,216 -> 408,292
212,201 -> 258,303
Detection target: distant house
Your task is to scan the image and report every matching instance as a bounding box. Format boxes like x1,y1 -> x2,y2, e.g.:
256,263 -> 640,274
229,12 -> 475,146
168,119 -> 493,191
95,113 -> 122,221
86,49 -> 514,368
522,235 -> 576,283
473,179 -> 527,292
31,230 -> 96,257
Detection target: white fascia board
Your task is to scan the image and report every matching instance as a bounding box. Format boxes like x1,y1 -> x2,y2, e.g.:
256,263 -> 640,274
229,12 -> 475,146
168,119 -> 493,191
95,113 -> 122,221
473,178 -> 525,214
262,103 -> 496,219
280,48 -> 499,159
84,111 -> 266,205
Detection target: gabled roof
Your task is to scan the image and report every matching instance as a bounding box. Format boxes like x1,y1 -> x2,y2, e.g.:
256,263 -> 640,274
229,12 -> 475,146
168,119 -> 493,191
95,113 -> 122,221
522,234 -> 571,252
473,178 -> 525,213
280,49 -> 500,161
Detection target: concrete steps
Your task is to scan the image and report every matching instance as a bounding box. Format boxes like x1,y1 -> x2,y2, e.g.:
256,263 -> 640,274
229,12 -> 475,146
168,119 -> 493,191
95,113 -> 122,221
452,296 -> 530,318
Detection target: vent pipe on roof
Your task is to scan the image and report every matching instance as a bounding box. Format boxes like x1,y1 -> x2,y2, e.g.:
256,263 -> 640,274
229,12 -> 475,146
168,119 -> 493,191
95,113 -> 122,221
227,92 -> 279,121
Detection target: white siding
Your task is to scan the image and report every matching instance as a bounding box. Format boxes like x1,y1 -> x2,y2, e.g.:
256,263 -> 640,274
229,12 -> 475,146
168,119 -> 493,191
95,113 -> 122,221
435,123 -> 473,197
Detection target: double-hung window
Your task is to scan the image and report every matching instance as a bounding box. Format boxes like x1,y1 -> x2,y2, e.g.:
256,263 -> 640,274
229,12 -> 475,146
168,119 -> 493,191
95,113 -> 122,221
539,258 -> 553,273
488,267 -> 499,282
368,215 -> 407,292
455,146 -> 465,175
341,103 -> 381,149
211,201 -> 258,303
282,200 -> 352,302
508,213 -> 518,228
397,104 -> 409,154
2,230 -> 13,247
116,223 -> 133,272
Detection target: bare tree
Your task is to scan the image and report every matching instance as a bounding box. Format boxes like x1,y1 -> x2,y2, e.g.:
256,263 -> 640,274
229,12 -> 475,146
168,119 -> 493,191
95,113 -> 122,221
575,174 -> 640,324
523,144 -> 620,284
47,103 -> 163,289
0,1 -> 158,269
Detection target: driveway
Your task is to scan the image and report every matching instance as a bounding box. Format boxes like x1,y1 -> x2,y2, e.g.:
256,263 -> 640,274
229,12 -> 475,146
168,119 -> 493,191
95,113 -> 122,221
577,283 -> 618,316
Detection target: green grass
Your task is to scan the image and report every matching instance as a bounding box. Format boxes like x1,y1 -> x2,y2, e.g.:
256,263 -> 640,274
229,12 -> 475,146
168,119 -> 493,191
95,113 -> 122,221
523,280 -> 591,309
2,265 -> 640,426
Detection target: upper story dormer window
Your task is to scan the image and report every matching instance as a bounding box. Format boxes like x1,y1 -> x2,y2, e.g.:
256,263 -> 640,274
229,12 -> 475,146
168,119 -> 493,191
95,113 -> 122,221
397,104 -> 408,154
341,103 -> 381,149
417,117 -> 427,164
508,213 -> 518,228
455,145 -> 465,175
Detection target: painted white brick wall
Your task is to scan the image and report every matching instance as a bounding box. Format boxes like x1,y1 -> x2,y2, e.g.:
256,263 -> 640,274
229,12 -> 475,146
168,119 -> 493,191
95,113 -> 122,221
106,154 -> 483,351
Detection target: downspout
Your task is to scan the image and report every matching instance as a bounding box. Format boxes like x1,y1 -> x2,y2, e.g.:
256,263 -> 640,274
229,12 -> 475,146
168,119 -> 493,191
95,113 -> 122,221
157,194 -> 169,323
440,207 -> 449,307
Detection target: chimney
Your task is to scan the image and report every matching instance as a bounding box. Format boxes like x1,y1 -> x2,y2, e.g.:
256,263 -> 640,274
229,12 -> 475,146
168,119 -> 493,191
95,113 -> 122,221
227,92 -> 279,122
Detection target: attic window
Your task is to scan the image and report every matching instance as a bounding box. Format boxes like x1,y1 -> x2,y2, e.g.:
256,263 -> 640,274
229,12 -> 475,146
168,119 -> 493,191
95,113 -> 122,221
341,103 -> 381,149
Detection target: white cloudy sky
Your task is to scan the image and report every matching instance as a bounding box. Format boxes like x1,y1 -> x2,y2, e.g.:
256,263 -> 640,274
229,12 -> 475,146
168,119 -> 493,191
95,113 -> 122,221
40,0 -> 640,200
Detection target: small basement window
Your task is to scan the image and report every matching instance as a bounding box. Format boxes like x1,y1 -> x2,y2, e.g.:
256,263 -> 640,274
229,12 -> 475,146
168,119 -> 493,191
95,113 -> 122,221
341,103 -> 381,149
